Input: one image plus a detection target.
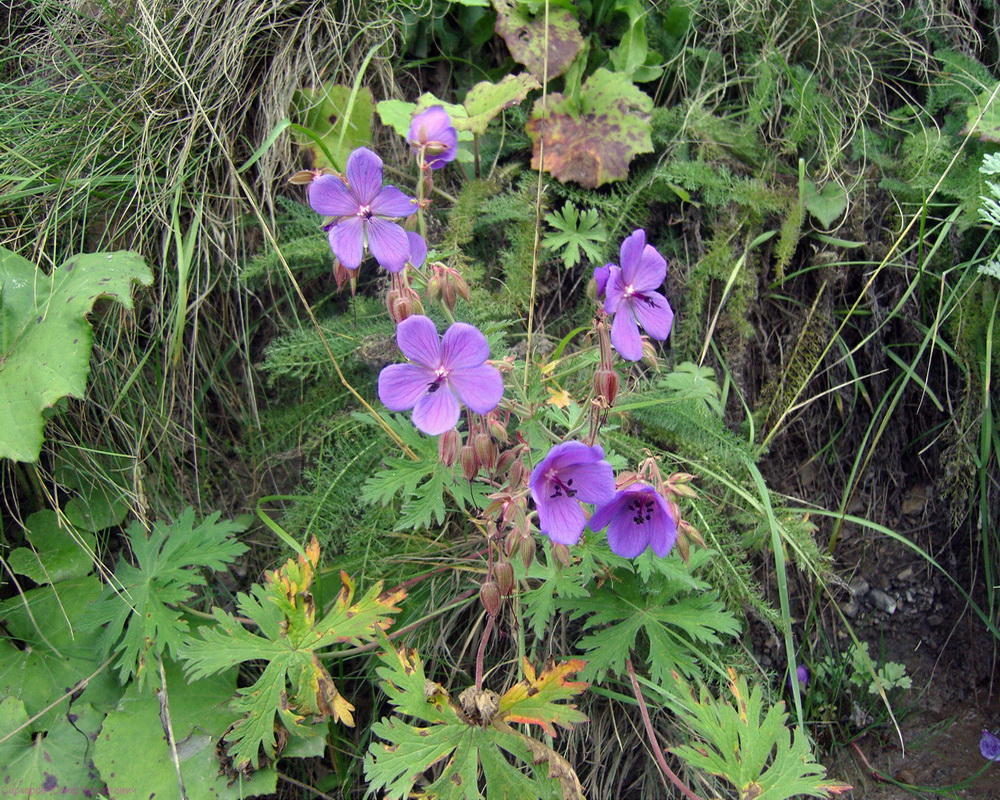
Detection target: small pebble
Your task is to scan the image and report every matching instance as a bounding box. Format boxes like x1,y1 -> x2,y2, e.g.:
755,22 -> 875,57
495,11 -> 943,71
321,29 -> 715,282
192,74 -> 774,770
849,576 -> 870,597
841,598 -> 861,618
870,588 -> 898,614
897,566 -> 914,582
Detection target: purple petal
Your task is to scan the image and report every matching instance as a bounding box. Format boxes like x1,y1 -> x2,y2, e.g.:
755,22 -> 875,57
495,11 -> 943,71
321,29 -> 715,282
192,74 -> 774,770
628,246 -> 667,293
563,460 -> 616,505
606,514 -> 648,558
448,364 -> 503,415
412,387 -> 461,435
535,494 -> 586,545
981,730 -> 1000,761
441,322 -> 490,369
593,265 -> 610,298
308,174 -> 358,217
345,147 -> 384,205
588,494 -> 624,533
407,232 -> 427,268
396,315 -> 442,368
371,185 -> 418,218
328,216 -> 365,269
632,291 -> 674,342
408,107 -> 458,169
618,230 -> 646,280
379,363 -> 434,411
603,266 -> 626,314
366,217 -> 411,273
645,506 -> 678,557
610,307 -> 643,361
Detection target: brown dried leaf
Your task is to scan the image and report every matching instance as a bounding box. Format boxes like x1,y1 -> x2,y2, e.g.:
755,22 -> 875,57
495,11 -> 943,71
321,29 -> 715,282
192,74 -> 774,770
492,0 -> 584,79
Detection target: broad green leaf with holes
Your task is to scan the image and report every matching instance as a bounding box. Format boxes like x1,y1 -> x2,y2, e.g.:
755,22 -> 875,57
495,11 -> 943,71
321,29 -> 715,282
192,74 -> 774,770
0,248 -> 152,462
0,697 -> 104,792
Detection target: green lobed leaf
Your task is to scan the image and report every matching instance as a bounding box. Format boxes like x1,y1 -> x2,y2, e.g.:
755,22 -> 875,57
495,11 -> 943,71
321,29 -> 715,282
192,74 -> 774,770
92,660 -> 277,798
802,179 -> 847,228
81,509 -> 247,688
0,698 -> 104,793
542,202 -> 607,268
180,542 -> 405,771
7,509 -> 95,584
0,248 -> 153,462
463,74 -> 542,135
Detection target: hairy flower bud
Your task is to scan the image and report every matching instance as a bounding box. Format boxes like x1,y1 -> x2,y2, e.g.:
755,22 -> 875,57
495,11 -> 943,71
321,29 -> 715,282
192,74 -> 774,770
452,272 -> 470,302
551,543 -> 571,568
594,368 -> 620,407
518,534 -> 535,569
473,432 -> 497,472
442,281 -> 457,312
487,416 -> 509,444
460,444 -> 480,481
390,294 -> 421,324
426,273 -> 443,301
480,581 -> 501,617
438,429 -> 461,466
333,259 -> 353,293
641,338 -> 658,369
493,561 -> 515,596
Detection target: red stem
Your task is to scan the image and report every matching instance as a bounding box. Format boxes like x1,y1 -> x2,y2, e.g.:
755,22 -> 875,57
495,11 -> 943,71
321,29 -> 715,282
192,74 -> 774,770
475,614 -> 495,690
625,658 -> 705,800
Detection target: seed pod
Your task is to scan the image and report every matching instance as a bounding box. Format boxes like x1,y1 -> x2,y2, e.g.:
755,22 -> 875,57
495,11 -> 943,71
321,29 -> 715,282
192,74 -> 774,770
551,543 -> 571,568
426,273 -> 442,301
493,561 -> 515,596
480,581 -> 501,617
333,260 -> 353,292
487,416 -> 509,444
452,272 -> 470,302
594,368 -> 620,406
460,445 -> 479,481
641,339 -> 658,369
472,432 -> 497,472
438,429 -> 461,467
391,295 -> 417,324
518,534 -> 535,569
442,281 -> 457,312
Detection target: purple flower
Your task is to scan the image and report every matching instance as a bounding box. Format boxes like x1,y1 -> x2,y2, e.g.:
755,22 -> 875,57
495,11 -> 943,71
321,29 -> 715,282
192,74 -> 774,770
408,106 -> 458,169
529,442 -> 616,546
308,147 -> 417,272
789,665 -> 809,691
407,232 -> 427,268
588,483 -> 677,559
603,229 -> 674,361
981,729 -> 1000,761
378,315 -> 503,435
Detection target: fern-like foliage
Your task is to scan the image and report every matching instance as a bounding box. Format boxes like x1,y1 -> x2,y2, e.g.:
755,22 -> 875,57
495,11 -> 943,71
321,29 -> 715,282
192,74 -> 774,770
83,509 -> 247,689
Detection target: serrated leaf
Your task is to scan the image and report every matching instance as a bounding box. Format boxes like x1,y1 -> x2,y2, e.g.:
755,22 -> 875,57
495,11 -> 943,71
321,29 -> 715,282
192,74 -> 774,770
81,509 -> 247,688
498,659 -> 588,736
527,69 -> 653,188
669,670 -> 849,800
572,570 -> 740,684
366,643 -> 585,799
520,539 -> 594,638
180,542 -> 405,771
8,509 -> 95,584
492,0 -> 583,80
92,659 -> 277,798
543,202 -> 607,268
0,248 -> 152,462
293,84 -> 373,171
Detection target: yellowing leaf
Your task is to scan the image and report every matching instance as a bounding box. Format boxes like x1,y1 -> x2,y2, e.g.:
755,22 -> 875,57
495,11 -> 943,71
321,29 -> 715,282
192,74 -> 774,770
547,386 -> 572,408
499,658 -> 589,737
492,0 -> 583,80
527,70 -> 653,188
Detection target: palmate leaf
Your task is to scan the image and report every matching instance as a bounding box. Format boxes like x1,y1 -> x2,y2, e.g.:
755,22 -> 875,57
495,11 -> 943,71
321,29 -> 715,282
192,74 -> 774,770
570,567 -> 740,684
81,509 -> 247,689
669,670 -> 852,800
180,538 -> 405,771
0,247 -> 152,462
365,642 -> 587,799
543,202 -> 607,268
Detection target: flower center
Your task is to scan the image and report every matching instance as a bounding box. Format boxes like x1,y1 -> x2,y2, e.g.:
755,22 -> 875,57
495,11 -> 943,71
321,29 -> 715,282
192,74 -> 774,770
627,495 -> 654,525
546,469 -> 577,499
357,204 -> 374,221
427,366 -> 449,393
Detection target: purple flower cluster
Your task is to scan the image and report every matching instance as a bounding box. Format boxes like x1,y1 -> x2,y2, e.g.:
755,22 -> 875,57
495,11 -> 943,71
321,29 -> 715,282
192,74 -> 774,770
595,229 -> 674,361
529,442 -> 677,559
